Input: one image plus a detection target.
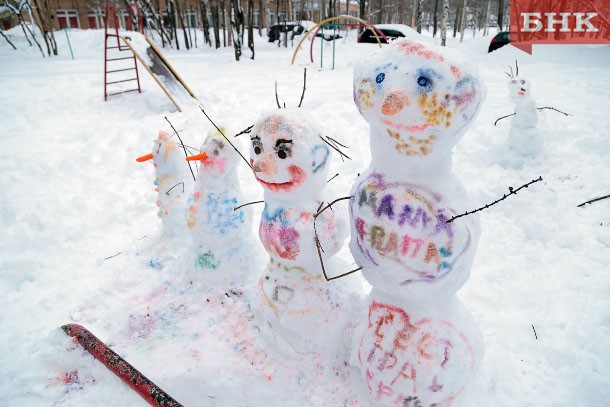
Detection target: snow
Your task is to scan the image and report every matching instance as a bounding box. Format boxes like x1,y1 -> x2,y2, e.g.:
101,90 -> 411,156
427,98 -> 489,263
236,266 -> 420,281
1,25 -> 609,407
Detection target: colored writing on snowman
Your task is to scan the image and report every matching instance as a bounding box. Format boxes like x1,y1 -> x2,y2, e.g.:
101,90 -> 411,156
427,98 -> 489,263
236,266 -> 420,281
352,174 -> 467,280
360,300 -> 473,405
260,205 -> 312,260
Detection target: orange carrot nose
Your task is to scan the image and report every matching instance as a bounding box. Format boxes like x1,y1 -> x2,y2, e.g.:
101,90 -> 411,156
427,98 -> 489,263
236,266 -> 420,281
186,152 -> 208,162
136,153 -> 153,162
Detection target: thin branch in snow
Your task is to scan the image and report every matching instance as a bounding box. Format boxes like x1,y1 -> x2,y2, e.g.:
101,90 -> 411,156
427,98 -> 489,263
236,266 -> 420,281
165,182 -> 184,196
199,105 -> 253,171
448,176 -> 544,223
327,173 -> 339,183
104,252 -> 122,260
234,125 -> 254,137
577,193 -> 610,208
298,68 -> 307,108
275,80 -> 281,109
319,136 -> 351,161
233,200 -> 264,211
494,112 -> 516,126
532,324 -> 538,340
537,106 -> 571,116
314,196 -> 353,219
165,116 -> 196,182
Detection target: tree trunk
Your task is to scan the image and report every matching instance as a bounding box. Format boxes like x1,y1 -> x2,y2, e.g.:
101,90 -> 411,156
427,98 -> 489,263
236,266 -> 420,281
416,0 -> 423,33
258,0 -> 264,36
459,0 -> 467,42
200,0 -> 212,46
358,0 -> 366,33
247,0 -> 254,58
220,0 -> 227,46
230,0 -> 243,60
453,2 -> 461,37
497,0 -> 504,31
440,0 -> 448,46
432,0 -> 439,37
175,0 -> 190,49
211,0 -> 221,47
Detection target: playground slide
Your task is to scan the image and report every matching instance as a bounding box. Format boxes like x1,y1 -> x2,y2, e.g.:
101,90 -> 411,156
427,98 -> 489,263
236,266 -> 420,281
122,33 -> 198,112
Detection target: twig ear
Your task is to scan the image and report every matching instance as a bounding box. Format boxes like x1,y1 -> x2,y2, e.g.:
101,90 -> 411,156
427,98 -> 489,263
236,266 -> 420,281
298,68 -> 307,108
515,59 -> 519,77
275,81 -> 281,109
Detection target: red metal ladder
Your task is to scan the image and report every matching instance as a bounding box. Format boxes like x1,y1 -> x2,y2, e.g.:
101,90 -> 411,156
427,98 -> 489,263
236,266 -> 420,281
103,2 -> 142,101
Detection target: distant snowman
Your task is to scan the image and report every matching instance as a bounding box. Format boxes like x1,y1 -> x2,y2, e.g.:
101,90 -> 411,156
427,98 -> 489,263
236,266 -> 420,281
350,39 -> 485,406
137,130 -> 192,238
184,127 -> 251,282
505,66 -> 543,157
248,109 -> 352,357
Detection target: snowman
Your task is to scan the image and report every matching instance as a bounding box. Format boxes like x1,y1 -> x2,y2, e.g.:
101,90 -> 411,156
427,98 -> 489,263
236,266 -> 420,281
248,108 -> 352,357
504,66 -> 542,157
183,127 -> 251,282
137,130 -> 192,238
350,39 -> 484,406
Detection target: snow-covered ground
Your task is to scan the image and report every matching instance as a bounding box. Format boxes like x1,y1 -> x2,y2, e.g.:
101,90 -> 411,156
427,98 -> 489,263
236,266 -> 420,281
0,25 -> 608,406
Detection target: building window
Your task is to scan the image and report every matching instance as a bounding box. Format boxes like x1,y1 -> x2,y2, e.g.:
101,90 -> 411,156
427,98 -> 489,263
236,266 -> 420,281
185,9 -> 198,27
57,9 -> 80,29
87,10 -> 105,29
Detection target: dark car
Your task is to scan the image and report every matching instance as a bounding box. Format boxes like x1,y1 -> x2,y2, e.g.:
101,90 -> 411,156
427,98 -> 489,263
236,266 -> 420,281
488,31 -> 510,52
358,24 -> 411,44
267,22 -> 305,42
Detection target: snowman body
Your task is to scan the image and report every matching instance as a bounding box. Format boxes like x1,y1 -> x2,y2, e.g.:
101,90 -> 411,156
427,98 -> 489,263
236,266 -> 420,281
508,77 -> 542,156
249,109 -> 351,356
186,128 -> 251,277
351,39 -> 484,405
140,131 -> 192,238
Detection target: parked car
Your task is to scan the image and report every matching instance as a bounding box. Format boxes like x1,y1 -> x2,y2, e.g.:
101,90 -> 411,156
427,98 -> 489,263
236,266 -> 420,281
488,31 -> 510,52
357,24 -> 415,44
267,21 -> 306,42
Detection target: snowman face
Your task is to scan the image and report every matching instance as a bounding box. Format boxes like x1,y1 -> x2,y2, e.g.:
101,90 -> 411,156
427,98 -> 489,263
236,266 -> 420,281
353,39 -> 482,159
508,77 -> 531,103
198,129 -> 240,178
250,110 -> 330,202
151,131 -> 179,175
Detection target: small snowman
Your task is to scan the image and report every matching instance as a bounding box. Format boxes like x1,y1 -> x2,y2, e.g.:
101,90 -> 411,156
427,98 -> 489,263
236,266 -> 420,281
505,64 -> 542,157
137,130 -> 192,238
248,109 -> 352,356
184,127 -> 251,282
350,39 -> 484,406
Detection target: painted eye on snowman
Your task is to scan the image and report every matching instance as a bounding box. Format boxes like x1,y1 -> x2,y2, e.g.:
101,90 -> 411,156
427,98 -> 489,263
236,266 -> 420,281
274,139 -> 293,160
416,74 -> 434,93
375,73 -> 385,84
251,136 -> 263,155
511,79 -> 517,84
520,80 -> 525,85
155,142 -> 162,155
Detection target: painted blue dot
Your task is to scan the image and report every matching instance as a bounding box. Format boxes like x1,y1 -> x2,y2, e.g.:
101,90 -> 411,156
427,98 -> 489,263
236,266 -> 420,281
417,75 -> 434,93
375,73 -> 385,84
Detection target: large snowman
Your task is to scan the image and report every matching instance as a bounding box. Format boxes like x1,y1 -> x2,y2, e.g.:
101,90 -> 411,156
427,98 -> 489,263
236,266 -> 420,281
248,109 -> 352,357
184,127 -> 251,282
350,39 -> 484,406
137,130 -> 193,238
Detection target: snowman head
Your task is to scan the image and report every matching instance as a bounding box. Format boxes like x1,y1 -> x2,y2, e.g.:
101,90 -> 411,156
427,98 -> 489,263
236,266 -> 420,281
508,77 -> 532,104
250,109 -> 330,203
136,131 -> 180,175
189,127 -> 240,179
353,39 -> 483,161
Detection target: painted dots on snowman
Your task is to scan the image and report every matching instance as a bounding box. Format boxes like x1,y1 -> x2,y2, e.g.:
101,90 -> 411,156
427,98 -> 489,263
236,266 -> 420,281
353,39 -> 483,159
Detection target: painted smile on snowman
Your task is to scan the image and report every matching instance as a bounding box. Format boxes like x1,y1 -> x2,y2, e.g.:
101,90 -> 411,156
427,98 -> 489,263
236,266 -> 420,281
251,135 -> 307,191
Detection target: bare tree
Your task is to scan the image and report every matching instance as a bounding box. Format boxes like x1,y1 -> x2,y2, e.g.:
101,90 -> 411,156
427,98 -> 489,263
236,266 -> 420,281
230,0 -> 243,59
31,0 -> 57,55
416,0 -> 423,33
497,0 -> 504,30
174,0 -> 190,49
459,0 -> 467,42
440,0 -> 448,46
210,0 -> 221,47
247,0 -> 254,58
4,0 -> 45,57
199,0 -> 212,46
432,0 -> 439,37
